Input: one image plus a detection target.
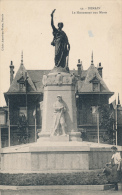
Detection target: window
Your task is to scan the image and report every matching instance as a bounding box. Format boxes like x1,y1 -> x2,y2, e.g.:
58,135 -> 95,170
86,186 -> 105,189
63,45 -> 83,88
91,106 -> 97,124
20,83 -> 24,90
91,106 -> 98,114
93,83 -> 99,91
19,107 -> 27,117
17,76 -> 26,91
90,76 -> 100,92
0,113 -> 5,125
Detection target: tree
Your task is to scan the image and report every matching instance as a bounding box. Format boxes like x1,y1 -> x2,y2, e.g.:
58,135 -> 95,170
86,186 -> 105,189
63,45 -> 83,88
99,104 -> 115,144
17,115 -> 29,144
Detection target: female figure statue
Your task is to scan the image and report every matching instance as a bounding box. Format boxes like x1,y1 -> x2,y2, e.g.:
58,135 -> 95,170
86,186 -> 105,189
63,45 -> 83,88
51,9 -> 70,68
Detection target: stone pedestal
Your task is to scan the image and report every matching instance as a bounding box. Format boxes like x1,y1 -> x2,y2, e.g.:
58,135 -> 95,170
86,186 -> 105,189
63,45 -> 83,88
1,142 -> 121,173
69,132 -> 82,141
1,143 -> 90,172
50,135 -> 69,142
38,69 -> 81,142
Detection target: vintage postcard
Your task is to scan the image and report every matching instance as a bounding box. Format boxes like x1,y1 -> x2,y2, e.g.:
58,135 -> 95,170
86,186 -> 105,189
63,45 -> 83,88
0,0 -> 122,194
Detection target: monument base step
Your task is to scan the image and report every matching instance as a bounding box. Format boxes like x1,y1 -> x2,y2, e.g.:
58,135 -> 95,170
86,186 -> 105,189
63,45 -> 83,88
37,135 -> 69,142
50,135 -> 69,142
38,131 -> 82,142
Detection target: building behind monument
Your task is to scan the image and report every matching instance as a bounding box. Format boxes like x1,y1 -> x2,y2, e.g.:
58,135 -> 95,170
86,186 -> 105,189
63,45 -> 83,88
0,54 -> 122,147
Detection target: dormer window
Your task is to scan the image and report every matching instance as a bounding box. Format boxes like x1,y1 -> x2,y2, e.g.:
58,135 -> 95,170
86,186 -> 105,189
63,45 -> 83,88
90,76 -> 100,92
93,82 -> 100,92
20,83 -> 24,90
17,76 -> 26,91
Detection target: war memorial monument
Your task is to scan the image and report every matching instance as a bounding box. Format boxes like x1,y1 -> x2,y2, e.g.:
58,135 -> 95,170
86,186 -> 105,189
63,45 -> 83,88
0,10 -> 121,174
39,9 -> 81,142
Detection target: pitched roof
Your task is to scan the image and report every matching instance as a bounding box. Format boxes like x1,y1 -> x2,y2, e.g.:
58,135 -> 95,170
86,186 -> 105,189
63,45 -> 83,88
27,69 -> 87,93
27,69 -> 77,92
27,70 -> 50,92
78,64 -> 112,93
7,64 -> 36,93
6,63 -> 113,95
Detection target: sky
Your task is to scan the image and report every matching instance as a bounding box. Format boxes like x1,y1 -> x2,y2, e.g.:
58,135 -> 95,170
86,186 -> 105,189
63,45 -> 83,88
0,0 -> 122,106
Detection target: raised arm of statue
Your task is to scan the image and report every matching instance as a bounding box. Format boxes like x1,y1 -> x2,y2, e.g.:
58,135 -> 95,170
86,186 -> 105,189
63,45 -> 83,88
51,9 -> 56,31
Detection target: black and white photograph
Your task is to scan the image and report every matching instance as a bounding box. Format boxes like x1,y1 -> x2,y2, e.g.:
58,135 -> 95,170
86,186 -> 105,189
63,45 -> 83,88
0,0 -> 122,194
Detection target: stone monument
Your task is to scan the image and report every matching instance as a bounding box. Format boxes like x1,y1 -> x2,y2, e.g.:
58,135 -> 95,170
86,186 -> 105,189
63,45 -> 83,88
38,9 -> 81,142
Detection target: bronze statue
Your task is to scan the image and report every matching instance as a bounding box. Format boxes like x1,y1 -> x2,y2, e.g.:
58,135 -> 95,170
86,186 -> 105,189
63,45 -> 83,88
51,9 -> 70,68
51,95 -> 67,136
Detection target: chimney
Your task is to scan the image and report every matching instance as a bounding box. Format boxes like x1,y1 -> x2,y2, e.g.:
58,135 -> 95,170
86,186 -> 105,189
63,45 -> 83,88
9,61 -> 14,85
77,59 -> 82,78
117,93 -> 121,108
97,62 -> 103,77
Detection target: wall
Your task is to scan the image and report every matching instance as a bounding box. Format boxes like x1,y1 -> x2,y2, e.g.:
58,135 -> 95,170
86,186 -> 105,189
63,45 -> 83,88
1,146 -> 122,172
